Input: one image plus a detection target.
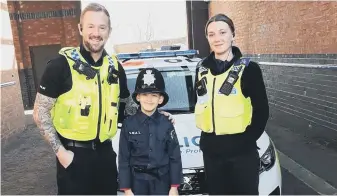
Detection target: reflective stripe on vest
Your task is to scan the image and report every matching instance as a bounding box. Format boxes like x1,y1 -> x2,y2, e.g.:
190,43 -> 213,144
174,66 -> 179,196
195,58 -> 252,135
51,47 -> 120,142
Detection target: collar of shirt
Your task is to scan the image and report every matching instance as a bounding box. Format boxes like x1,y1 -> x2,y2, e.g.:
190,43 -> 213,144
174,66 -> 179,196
213,55 -> 226,73
79,44 -> 108,67
204,46 -> 242,75
135,109 -> 160,125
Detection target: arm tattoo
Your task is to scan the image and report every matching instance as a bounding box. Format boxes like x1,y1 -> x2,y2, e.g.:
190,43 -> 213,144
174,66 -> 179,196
33,93 -> 62,154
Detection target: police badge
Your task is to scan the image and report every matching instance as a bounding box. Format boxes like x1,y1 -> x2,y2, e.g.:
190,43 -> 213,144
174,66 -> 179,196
143,70 -> 156,86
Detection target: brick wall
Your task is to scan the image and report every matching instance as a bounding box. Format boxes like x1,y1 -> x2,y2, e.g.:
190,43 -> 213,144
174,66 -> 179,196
261,63 -> 337,151
1,2 -> 25,141
209,1 -> 337,64
7,1 -> 81,109
7,1 -> 81,69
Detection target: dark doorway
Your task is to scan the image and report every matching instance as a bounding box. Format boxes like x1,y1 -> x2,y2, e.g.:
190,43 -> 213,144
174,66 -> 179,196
186,1 -> 209,58
29,44 -> 61,90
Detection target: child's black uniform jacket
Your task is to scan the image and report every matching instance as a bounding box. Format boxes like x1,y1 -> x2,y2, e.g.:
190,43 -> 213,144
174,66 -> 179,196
118,109 -> 182,189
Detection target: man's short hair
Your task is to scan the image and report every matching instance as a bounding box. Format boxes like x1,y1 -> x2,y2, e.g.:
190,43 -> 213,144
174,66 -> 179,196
80,3 -> 111,28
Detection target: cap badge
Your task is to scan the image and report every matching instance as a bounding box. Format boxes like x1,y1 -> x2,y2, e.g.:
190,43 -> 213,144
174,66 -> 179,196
143,70 -> 156,86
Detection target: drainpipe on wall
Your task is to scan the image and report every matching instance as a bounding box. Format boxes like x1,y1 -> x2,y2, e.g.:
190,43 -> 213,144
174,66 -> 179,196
14,1 -> 33,108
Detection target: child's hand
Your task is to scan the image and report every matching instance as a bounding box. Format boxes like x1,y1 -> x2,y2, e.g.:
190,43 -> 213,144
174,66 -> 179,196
169,187 -> 179,196
160,111 -> 175,125
124,189 -> 134,196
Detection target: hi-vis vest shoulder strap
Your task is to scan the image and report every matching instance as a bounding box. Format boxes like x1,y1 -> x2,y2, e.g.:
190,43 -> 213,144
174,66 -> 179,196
59,47 -> 119,71
195,57 -> 253,135
51,47 -> 120,142
197,58 -> 250,82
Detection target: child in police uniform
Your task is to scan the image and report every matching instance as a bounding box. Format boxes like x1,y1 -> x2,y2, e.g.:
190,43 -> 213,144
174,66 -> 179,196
118,68 -> 182,195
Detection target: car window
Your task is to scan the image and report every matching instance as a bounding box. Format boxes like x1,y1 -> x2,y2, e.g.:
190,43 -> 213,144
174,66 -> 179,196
126,68 -> 196,114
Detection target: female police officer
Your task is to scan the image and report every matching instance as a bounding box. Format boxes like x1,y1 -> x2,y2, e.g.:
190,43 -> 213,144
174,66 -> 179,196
194,14 -> 269,195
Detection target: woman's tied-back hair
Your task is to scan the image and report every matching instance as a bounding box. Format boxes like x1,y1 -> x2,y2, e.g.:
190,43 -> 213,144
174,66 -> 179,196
205,14 -> 235,37
80,3 -> 111,29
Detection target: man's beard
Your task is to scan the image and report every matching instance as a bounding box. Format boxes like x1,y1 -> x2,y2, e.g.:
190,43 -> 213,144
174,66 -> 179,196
83,39 -> 104,53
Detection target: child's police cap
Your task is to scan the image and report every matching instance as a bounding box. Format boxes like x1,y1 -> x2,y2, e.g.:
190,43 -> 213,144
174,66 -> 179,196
132,68 -> 169,108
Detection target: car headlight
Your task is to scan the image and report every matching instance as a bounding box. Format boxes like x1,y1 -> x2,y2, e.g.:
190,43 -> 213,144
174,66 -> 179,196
178,168 -> 206,194
180,174 -> 194,191
259,140 -> 276,174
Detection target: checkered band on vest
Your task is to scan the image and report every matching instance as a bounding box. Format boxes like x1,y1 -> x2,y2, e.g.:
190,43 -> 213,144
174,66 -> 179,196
70,49 -> 80,61
70,49 -> 115,67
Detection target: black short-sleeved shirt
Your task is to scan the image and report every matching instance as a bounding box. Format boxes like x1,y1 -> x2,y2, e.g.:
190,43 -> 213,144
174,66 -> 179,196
38,44 -> 130,99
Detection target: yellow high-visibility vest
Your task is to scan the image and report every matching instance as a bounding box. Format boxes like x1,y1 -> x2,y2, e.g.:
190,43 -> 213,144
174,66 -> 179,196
51,47 -> 120,142
195,58 -> 252,135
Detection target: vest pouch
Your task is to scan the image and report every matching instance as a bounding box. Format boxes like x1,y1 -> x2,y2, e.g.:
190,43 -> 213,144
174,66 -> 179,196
55,102 -> 93,137
56,105 -> 75,131
195,103 -> 212,132
107,103 -> 118,137
214,95 -> 246,135
74,100 -> 95,134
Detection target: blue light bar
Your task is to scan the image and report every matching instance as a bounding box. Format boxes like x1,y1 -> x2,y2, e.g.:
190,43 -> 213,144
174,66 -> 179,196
117,49 -> 198,60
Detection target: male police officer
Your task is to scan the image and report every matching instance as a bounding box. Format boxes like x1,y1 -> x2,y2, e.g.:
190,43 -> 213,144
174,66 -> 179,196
118,68 -> 182,196
33,3 -> 135,195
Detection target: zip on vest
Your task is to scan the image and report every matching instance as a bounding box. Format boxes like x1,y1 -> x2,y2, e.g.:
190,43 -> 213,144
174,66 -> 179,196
212,78 -> 216,132
96,71 -> 102,141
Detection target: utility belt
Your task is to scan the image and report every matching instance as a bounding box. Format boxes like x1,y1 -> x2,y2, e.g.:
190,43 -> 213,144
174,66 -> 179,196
132,165 -> 161,179
61,137 -> 111,150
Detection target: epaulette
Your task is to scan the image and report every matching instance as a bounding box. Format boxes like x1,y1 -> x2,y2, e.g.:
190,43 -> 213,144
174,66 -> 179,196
196,58 -> 209,76
196,57 -> 206,68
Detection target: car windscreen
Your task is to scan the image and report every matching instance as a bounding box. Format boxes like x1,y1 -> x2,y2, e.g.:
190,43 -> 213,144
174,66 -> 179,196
126,68 -> 196,114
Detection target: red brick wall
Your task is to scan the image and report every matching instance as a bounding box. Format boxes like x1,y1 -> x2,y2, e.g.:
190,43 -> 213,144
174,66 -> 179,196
7,1 -> 81,69
209,1 -> 337,54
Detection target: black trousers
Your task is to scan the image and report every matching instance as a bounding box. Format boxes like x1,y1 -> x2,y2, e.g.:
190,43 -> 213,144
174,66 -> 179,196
56,141 -> 117,195
203,149 -> 260,195
131,172 -> 170,195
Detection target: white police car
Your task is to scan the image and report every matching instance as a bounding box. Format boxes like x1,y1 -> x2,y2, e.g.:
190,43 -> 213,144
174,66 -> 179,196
112,48 -> 282,195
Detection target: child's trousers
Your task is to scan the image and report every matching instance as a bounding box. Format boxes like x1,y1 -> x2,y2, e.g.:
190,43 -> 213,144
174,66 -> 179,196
132,172 -> 171,195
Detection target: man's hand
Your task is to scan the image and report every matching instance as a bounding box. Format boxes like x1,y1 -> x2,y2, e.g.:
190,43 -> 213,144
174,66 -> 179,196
169,187 -> 179,196
56,146 -> 74,169
124,189 -> 134,196
123,96 -> 138,116
160,111 -> 175,125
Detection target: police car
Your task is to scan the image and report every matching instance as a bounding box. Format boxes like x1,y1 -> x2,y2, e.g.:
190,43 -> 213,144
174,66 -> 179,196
112,47 -> 282,195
